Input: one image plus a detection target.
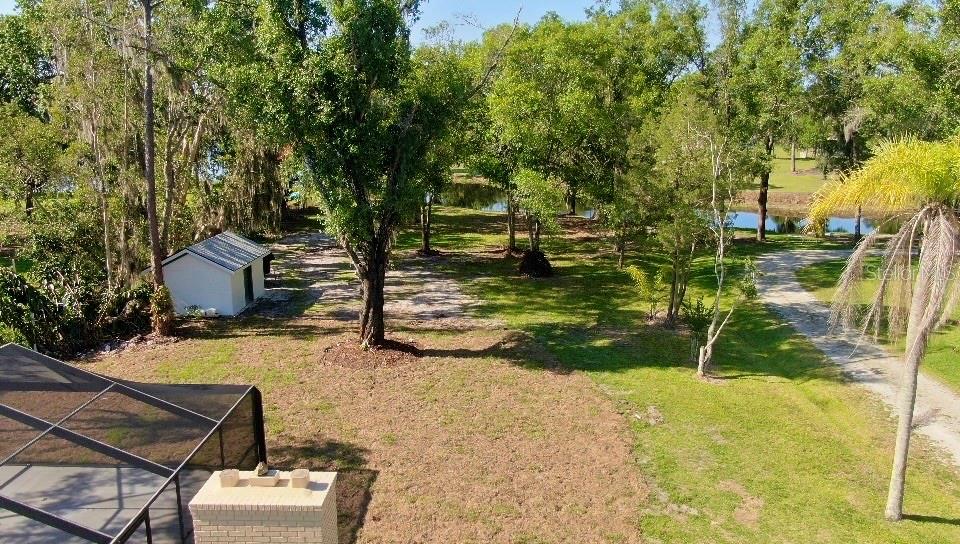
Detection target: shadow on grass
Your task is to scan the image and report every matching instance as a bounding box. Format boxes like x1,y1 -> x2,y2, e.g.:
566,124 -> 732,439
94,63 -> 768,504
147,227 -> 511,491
903,514 -> 960,526
411,209 -> 844,383
270,439 -> 376,544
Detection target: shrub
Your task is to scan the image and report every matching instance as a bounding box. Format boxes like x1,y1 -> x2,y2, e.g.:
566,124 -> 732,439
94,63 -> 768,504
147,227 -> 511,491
625,265 -> 665,319
682,296 -> 713,362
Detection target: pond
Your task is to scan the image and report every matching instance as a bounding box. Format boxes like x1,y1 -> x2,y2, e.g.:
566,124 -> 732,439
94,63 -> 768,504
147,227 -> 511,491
727,211 -> 904,235
441,183 -> 896,234
441,183 -> 597,218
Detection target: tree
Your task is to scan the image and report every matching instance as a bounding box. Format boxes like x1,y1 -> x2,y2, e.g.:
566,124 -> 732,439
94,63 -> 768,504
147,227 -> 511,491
465,24 -> 521,252
735,0 -> 804,241
649,82 -> 716,325
0,13 -> 52,116
140,0 -> 173,336
799,0 -> 935,242
415,127 -> 459,256
0,105 -> 67,217
225,0 -> 474,346
809,137 -> 960,521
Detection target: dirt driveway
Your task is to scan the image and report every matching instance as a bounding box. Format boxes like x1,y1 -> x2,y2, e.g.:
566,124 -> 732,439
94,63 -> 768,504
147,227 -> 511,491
83,230 -> 647,543
758,249 -> 960,467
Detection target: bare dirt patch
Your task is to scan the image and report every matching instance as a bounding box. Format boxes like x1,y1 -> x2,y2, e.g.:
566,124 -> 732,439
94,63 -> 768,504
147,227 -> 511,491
79,228 -> 648,543
718,480 -> 763,528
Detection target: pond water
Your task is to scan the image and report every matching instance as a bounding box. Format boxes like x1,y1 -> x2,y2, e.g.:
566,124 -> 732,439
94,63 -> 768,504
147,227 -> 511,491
441,182 -> 894,234
441,183 -> 597,218
726,211 -> 903,235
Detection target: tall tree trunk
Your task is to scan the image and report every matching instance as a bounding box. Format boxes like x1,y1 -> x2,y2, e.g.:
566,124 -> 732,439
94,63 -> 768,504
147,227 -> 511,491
420,197 -> 432,254
532,218 -> 541,252
507,197 -> 517,251
667,253 -> 680,325
527,213 -> 535,250
617,237 -> 626,269
790,141 -> 797,173
757,135 -> 774,242
885,344 -> 921,521
757,170 -> 770,242
567,189 -> 577,216
161,117 -> 179,255
143,0 -> 162,285
885,226 -> 939,521
143,0 -> 171,336
119,207 -> 130,284
99,191 -> 113,287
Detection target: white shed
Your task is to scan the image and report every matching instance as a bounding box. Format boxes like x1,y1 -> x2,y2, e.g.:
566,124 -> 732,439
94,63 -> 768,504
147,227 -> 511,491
162,232 -> 273,316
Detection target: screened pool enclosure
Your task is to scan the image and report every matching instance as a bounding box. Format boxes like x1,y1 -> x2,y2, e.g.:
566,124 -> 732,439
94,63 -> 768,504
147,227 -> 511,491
0,343 -> 267,543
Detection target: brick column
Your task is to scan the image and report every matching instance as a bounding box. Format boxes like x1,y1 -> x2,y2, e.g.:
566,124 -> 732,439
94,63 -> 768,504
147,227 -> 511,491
189,470 -> 338,544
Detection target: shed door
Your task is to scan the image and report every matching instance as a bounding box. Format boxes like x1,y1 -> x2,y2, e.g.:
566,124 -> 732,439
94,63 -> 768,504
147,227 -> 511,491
243,266 -> 254,305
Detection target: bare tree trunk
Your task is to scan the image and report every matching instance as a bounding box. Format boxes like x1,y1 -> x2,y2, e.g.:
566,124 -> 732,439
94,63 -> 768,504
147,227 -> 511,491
142,0 -> 172,336
99,191 -> 113,287
532,218 -> 541,252
143,0 -> 162,285
566,189 -> 576,216
420,197 -> 432,254
758,135 -> 774,242
791,141 -> 797,173
757,170 -> 770,242
885,345 -> 921,521
526,212 -> 535,250
667,254 -> 680,325
617,238 -> 626,269
885,229 -> 938,520
119,206 -> 130,284
161,116 -> 179,255
24,182 -> 34,219
507,197 -> 517,251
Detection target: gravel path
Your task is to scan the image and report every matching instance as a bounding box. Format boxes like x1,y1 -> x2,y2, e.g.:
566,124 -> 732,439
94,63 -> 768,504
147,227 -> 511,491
757,249 -> 960,466
260,231 -> 480,326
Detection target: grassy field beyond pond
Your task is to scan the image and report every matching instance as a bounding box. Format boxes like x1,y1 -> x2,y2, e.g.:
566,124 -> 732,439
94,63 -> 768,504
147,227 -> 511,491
397,206 -> 960,543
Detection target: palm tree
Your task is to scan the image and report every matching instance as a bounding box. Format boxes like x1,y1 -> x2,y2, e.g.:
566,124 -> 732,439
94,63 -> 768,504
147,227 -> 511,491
808,137 -> 960,521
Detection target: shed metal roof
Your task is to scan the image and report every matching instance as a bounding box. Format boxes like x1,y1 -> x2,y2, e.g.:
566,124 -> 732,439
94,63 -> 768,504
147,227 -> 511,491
163,231 -> 271,273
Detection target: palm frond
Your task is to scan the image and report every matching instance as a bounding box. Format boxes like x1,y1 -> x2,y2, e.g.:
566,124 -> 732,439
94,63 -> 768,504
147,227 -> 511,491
902,207 -> 959,358
808,138 -> 960,232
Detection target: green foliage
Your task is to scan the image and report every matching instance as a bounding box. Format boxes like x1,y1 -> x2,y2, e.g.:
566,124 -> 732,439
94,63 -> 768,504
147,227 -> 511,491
0,13 -> 51,115
625,265 -> 665,319
151,285 -> 174,336
0,267 -> 63,351
0,201 -> 151,354
682,296 -> 714,343
513,168 -> 563,232
0,104 -> 70,216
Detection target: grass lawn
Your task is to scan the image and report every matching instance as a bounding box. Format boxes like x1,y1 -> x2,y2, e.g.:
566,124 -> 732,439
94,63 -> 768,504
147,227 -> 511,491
766,147 -> 826,194
797,257 -> 960,396
395,206 -> 960,543
80,206 -> 960,543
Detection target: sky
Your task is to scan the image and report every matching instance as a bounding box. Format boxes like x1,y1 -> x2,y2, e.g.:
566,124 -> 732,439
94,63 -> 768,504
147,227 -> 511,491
0,0 -> 596,38
410,1 -> 594,43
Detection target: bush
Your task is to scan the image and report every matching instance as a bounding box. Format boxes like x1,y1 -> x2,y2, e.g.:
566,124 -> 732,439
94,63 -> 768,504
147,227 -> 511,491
0,203 -> 153,354
625,266 -> 665,319
519,249 -> 553,278
151,285 -> 174,336
0,267 -> 153,355
682,296 -> 714,362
